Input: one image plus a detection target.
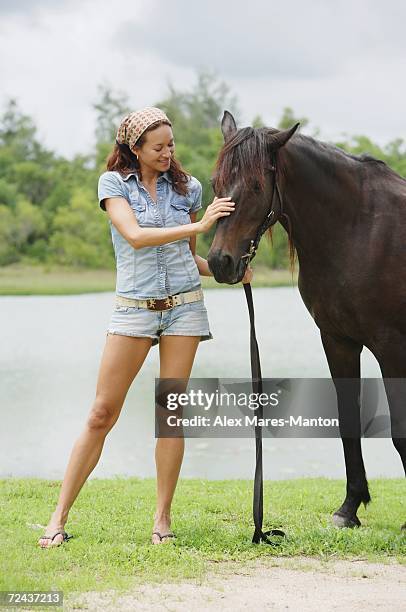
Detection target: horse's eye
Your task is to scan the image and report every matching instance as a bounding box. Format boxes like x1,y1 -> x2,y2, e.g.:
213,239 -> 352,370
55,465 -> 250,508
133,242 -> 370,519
253,181 -> 262,193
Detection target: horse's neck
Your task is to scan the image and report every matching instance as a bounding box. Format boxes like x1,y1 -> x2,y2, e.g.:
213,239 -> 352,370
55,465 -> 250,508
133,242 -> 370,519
277,139 -> 360,260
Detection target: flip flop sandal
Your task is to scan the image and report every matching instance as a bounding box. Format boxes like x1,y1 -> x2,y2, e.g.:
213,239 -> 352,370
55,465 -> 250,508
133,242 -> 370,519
39,530 -> 73,547
152,531 -> 176,543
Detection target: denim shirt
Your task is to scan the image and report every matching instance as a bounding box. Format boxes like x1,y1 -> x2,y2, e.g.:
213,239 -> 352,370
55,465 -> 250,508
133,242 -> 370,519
98,170 -> 203,299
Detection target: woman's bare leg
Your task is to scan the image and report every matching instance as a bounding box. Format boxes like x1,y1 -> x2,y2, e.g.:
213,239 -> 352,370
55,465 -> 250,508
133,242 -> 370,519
39,333 -> 152,547
153,335 -> 200,543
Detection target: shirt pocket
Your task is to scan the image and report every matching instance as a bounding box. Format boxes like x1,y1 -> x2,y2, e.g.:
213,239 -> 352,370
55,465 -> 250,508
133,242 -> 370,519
170,194 -> 192,225
129,192 -> 147,224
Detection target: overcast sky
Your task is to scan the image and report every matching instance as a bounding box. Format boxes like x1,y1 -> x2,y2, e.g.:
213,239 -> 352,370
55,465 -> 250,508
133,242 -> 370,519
0,0 -> 404,159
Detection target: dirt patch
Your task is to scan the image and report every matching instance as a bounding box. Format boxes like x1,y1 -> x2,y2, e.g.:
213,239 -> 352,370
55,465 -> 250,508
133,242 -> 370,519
67,557 -> 406,611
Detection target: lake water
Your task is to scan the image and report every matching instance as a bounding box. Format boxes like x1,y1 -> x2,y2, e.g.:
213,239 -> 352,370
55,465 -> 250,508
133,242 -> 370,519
0,288 -> 403,480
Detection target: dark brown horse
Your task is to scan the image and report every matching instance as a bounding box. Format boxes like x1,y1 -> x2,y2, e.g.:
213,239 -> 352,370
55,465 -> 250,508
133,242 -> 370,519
208,110 -> 406,530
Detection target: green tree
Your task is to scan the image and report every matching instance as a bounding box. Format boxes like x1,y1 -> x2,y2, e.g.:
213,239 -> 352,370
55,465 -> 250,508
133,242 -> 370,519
49,187 -> 113,268
0,98 -> 56,165
156,69 -> 240,146
0,198 -> 47,264
335,135 -> 406,178
0,178 -> 18,208
10,161 -> 53,206
93,84 -> 131,146
252,114 -> 265,128
277,106 -> 309,130
93,84 -> 132,172
0,205 -> 17,264
0,99 -> 37,160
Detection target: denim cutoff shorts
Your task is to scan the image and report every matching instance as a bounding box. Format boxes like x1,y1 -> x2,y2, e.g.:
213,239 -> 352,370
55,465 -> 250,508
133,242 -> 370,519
107,297 -> 213,346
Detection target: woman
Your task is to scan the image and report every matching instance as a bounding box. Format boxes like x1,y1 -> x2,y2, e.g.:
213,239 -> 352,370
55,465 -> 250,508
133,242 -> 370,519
38,107 -> 252,548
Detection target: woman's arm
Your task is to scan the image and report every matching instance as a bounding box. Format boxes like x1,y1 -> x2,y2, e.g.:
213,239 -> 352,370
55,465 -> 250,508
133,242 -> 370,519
189,212 -> 213,276
104,196 -> 234,249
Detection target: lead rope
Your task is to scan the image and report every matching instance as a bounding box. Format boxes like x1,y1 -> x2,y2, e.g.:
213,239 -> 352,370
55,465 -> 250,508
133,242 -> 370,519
243,282 -> 286,545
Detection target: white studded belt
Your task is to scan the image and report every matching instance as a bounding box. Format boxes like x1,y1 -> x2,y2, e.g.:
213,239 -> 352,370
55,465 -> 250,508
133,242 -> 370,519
115,288 -> 204,311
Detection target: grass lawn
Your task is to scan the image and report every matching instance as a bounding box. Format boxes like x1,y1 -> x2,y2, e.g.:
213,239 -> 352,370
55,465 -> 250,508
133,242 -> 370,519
0,264 -> 298,295
1,478 -> 404,594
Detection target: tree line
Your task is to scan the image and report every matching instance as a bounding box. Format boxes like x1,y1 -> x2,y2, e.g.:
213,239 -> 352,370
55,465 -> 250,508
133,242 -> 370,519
1,71 -> 405,270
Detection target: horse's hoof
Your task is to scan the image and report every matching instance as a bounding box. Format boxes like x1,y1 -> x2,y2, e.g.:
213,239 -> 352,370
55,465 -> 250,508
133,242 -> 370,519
332,512 -> 361,528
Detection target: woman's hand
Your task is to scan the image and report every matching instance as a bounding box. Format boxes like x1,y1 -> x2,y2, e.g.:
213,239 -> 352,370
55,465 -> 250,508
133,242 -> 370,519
197,196 -> 235,233
241,265 -> 253,284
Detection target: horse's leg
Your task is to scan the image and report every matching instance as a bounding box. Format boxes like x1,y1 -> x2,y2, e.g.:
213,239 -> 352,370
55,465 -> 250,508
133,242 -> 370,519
375,341 -> 406,530
320,332 -> 370,527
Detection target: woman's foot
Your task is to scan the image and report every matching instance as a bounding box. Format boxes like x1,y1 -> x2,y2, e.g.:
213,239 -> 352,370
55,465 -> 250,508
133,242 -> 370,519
152,512 -> 174,544
38,511 -> 68,548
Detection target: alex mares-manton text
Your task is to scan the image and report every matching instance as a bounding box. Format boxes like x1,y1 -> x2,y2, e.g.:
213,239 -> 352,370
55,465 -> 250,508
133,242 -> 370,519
166,414 -> 338,428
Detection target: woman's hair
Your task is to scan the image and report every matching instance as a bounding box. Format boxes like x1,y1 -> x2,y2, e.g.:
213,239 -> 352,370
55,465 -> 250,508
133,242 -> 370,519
106,120 -> 190,196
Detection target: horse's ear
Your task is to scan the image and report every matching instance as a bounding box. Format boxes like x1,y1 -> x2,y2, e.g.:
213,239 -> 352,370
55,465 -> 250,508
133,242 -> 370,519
221,110 -> 237,142
268,123 -> 300,149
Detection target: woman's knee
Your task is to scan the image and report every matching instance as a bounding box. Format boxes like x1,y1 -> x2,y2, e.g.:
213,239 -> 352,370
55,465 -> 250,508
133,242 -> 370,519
86,397 -> 121,432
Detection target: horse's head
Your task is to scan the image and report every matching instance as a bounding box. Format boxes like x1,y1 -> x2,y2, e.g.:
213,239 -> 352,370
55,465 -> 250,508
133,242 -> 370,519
207,111 -> 299,283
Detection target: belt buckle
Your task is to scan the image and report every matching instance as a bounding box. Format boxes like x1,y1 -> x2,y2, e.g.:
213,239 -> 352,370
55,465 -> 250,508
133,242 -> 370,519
147,296 -> 174,311
146,298 -> 158,310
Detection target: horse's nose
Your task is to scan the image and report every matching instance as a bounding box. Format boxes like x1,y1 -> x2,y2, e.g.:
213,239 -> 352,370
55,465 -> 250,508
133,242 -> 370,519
207,250 -> 237,283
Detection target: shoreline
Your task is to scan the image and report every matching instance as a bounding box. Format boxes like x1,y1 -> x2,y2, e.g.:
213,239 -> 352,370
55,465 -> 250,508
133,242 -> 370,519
0,264 -> 298,296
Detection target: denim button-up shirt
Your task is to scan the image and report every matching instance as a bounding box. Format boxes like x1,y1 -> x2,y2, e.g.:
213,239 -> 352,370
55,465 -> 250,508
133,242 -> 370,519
98,170 -> 203,299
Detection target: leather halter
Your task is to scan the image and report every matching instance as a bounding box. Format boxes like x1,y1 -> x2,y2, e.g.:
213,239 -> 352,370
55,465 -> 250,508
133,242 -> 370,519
240,151 -> 287,545
241,152 -> 283,263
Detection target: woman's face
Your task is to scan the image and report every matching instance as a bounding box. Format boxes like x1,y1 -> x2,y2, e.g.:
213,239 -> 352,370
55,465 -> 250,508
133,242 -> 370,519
134,124 -> 175,175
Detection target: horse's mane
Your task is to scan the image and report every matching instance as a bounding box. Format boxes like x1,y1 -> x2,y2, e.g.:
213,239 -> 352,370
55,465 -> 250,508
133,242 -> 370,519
216,126 -> 391,185
290,132 -> 389,168
213,127 -> 272,194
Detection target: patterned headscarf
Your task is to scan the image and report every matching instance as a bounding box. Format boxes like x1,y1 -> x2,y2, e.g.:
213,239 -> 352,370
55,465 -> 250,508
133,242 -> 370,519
116,107 -> 171,152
